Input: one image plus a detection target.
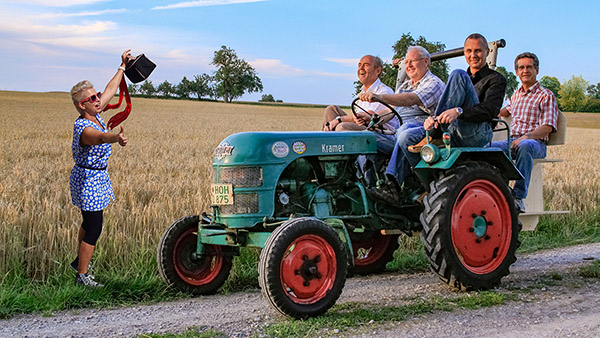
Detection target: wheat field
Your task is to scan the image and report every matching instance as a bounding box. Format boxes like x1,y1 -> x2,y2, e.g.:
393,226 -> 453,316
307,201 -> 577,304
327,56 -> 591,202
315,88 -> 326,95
1,91 -> 598,279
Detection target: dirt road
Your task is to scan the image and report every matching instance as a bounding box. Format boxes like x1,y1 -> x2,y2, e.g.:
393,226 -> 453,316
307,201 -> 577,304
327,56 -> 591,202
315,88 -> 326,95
1,243 -> 599,338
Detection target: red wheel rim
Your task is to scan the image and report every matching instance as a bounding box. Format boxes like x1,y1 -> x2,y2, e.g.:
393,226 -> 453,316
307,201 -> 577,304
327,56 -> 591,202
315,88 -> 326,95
353,232 -> 393,267
451,179 -> 512,274
280,234 -> 337,304
173,228 -> 224,286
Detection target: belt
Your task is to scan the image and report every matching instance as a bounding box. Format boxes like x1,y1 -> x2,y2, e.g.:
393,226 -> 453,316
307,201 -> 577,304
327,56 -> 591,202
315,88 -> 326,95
77,163 -> 107,170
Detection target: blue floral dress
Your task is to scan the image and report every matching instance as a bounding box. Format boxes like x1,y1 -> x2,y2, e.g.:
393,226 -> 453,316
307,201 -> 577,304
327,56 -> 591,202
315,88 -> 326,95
69,115 -> 115,211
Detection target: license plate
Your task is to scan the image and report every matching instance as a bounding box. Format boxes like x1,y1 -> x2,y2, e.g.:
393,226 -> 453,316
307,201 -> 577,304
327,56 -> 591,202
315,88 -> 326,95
211,183 -> 234,205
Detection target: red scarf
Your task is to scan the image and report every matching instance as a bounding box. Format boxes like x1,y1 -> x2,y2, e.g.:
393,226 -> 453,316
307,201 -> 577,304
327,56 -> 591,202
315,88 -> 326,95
103,77 -> 131,129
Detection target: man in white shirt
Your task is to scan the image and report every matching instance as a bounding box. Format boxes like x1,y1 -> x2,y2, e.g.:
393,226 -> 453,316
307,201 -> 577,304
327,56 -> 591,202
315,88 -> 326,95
322,55 -> 397,155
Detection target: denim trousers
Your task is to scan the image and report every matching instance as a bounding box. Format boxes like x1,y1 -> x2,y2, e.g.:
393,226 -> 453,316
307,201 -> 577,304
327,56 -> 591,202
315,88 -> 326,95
491,138 -> 547,200
385,120 -> 425,186
435,69 -> 492,147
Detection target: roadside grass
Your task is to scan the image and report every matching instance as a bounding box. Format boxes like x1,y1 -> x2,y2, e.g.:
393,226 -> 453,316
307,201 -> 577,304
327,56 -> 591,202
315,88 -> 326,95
579,259 -> 600,278
141,327 -> 226,338
259,291 -> 508,338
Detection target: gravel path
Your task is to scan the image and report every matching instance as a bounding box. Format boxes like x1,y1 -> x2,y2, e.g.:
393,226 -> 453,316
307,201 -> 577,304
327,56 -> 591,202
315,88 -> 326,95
1,243 -> 599,338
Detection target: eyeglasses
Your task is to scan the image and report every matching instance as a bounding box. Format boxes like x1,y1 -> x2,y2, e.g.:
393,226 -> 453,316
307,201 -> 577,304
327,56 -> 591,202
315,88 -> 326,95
405,58 -> 426,65
79,92 -> 102,105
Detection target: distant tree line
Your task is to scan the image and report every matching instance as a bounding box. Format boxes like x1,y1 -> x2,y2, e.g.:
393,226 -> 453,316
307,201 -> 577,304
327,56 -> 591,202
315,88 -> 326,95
127,45 -> 263,103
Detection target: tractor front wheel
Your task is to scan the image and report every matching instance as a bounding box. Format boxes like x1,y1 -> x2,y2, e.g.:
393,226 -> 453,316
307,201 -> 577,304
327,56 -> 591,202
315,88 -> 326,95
258,217 -> 347,318
420,162 -> 521,290
157,215 -> 233,295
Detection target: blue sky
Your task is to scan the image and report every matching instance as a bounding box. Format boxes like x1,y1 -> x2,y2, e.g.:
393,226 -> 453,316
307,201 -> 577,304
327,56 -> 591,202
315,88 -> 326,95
0,0 -> 598,105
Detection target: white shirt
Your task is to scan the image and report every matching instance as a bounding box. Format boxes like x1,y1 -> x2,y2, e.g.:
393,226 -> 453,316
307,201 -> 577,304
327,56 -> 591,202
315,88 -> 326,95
358,78 -> 398,132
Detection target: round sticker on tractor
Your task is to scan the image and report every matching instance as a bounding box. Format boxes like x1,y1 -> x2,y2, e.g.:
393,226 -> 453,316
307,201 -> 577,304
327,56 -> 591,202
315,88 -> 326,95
272,141 -> 289,158
292,141 -> 306,154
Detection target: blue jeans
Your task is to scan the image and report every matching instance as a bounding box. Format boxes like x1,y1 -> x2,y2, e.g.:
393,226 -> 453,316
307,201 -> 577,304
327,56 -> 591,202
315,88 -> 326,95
358,132 -> 396,187
385,119 -> 425,187
434,69 -> 492,147
491,138 -> 547,199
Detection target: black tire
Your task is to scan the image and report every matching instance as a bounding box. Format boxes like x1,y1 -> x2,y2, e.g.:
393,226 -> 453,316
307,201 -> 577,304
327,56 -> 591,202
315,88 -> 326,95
351,231 -> 399,275
157,215 -> 233,295
420,162 -> 521,290
258,217 -> 347,318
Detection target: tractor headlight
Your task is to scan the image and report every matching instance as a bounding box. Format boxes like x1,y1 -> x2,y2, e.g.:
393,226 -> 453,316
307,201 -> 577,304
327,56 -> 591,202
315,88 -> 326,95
421,144 -> 440,164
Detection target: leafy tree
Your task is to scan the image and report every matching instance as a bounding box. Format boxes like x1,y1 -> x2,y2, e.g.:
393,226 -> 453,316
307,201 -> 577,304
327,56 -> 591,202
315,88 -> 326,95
212,45 -> 263,102
191,73 -> 215,100
139,80 -> 155,96
587,83 -> 600,99
127,83 -> 139,95
540,76 -> 561,99
496,66 -> 518,99
259,94 -> 275,102
558,75 -> 589,112
175,76 -> 193,99
157,80 -> 175,98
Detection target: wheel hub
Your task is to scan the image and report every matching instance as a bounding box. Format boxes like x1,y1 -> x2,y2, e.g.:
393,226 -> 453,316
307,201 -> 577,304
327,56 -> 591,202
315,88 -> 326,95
472,214 -> 488,238
296,255 -> 322,286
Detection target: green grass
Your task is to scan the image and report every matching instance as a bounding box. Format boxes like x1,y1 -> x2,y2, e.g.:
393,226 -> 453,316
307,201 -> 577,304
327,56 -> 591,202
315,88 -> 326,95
1,212 -> 598,320
141,327 -> 226,338
260,291 -> 508,338
579,260 -> 600,278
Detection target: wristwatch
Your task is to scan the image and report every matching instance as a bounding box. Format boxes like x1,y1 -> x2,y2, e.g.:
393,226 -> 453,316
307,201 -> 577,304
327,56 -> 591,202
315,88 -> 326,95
336,116 -> 342,122
455,107 -> 463,117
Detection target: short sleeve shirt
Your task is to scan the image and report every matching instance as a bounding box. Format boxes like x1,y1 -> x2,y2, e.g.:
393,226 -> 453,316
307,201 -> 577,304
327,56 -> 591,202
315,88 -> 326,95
69,115 -> 114,211
396,70 -> 445,121
508,82 -> 559,141
358,78 -> 399,132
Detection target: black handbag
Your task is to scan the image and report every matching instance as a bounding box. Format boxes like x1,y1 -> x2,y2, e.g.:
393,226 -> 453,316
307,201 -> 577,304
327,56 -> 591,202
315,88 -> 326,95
124,54 -> 156,83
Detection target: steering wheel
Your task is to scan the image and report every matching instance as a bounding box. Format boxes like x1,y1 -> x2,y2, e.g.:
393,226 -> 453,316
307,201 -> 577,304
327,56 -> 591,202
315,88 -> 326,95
351,97 -> 403,135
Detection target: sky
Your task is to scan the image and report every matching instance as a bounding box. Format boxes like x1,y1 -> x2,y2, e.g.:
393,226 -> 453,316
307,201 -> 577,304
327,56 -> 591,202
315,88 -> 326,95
0,0 -> 598,105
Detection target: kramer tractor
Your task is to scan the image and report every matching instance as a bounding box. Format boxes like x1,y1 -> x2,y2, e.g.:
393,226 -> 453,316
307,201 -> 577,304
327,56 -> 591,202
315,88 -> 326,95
157,39 -> 525,318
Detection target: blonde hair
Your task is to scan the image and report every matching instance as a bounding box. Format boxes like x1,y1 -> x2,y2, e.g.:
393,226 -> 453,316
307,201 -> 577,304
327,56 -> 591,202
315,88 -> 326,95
70,80 -> 94,114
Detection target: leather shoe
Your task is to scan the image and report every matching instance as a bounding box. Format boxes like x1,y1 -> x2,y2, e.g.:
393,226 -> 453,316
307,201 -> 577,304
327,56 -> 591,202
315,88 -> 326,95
408,137 -> 444,153
368,181 -> 400,204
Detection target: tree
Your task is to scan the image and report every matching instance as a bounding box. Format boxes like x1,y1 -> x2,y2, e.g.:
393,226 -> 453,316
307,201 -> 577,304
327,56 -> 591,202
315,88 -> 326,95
190,73 -> 215,100
496,66 -> 518,99
558,75 -> 589,112
157,80 -> 175,98
212,45 -> 263,103
259,94 -> 275,102
354,33 -> 448,96
540,76 -> 561,99
139,80 -> 156,96
127,83 -> 139,95
587,83 -> 600,99
175,76 -> 193,99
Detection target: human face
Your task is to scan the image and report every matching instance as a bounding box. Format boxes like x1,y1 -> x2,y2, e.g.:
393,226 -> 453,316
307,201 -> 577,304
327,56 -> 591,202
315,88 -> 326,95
464,38 -> 489,73
404,49 -> 429,83
78,88 -> 102,113
357,55 -> 381,88
516,57 -> 538,88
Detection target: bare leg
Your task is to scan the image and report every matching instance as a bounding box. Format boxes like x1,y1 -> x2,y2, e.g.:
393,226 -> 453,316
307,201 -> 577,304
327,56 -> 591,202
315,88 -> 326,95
78,242 -> 95,274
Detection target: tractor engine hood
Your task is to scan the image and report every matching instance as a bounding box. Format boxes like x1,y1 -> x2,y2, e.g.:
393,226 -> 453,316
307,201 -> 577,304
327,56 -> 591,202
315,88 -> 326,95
213,131 -> 377,165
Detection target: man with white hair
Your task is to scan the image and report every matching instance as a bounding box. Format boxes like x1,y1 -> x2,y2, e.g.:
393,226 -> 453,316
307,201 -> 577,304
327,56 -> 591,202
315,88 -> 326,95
360,45 -> 445,200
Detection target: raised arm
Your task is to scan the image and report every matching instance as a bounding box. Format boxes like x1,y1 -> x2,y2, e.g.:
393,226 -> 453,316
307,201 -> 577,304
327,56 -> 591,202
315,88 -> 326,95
100,49 -> 132,110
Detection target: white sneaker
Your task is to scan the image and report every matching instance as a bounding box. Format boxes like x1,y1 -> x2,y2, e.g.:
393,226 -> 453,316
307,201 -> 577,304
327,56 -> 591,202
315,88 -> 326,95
75,273 -> 103,287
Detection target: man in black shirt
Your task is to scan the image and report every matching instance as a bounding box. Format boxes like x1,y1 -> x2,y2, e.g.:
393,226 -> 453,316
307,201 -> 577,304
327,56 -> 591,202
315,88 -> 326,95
410,33 -> 507,151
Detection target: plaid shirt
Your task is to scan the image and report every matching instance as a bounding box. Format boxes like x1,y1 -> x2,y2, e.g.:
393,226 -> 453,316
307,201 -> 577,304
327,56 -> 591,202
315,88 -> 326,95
397,70 -> 445,115
508,81 -> 559,141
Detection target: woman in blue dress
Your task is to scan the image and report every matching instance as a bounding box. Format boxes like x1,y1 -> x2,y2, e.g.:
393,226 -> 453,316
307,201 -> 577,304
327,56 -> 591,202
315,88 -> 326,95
69,49 -> 131,287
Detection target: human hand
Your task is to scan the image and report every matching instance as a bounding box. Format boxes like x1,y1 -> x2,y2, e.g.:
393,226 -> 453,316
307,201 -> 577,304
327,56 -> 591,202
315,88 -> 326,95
424,116 -> 437,131
498,107 -> 511,118
359,92 -> 376,102
353,111 -> 372,126
117,126 -> 128,146
437,108 -> 460,124
392,58 -> 404,67
511,135 -> 526,150
121,49 -> 132,67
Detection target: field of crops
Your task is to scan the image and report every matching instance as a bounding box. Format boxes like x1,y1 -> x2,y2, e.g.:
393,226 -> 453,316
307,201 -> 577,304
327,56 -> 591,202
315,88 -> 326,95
1,90 -> 599,280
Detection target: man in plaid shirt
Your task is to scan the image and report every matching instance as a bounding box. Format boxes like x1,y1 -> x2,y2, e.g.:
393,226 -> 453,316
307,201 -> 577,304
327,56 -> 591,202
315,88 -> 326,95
491,52 -> 559,212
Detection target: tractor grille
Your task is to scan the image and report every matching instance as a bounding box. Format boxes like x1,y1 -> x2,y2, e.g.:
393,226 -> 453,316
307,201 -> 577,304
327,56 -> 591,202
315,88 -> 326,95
220,193 -> 259,214
217,167 -> 263,187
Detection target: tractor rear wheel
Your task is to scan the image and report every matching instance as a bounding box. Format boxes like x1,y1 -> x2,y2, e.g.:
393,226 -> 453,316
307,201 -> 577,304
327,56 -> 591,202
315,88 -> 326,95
420,162 -> 521,290
351,231 -> 399,275
258,217 -> 347,318
157,215 -> 233,295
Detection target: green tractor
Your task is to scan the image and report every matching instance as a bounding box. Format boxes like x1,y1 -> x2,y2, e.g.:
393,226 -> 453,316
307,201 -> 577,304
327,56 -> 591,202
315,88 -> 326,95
157,40 -> 524,319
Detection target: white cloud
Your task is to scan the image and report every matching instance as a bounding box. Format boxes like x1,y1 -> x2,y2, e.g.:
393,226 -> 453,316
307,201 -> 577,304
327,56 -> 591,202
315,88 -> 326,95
37,8 -> 129,19
14,0 -> 109,7
249,58 -> 354,80
325,58 -> 359,68
152,0 -> 267,10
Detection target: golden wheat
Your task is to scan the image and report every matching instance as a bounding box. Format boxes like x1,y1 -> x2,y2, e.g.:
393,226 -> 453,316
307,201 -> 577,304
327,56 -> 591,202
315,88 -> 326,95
1,91 -> 598,279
